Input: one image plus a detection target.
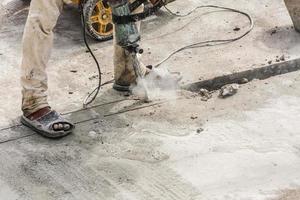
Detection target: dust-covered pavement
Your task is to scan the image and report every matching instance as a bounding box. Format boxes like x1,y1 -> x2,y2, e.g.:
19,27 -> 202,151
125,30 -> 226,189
1,0 -> 300,199
2,61 -> 300,200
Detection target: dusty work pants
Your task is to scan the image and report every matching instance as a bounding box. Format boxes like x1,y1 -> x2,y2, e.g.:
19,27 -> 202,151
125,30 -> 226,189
21,0 -> 146,116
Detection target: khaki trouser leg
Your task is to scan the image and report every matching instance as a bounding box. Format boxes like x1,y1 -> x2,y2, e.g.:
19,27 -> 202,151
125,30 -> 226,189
21,0 -> 64,116
113,1 -> 147,86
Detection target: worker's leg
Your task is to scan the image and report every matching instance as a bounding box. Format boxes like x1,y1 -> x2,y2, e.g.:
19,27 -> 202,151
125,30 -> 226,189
113,1 -> 147,89
20,0 -> 74,137
21,0 -> 64,116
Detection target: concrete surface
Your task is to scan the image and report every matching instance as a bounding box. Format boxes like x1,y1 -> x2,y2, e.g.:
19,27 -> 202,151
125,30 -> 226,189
2,61 -> 300,200
1,0 -> 300,199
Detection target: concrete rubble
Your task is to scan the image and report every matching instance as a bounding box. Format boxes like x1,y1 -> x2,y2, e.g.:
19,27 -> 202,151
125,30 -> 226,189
219,84 -> 240,98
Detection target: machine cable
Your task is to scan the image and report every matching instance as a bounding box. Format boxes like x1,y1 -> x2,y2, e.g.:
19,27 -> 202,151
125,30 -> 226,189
81,2 -> 115,107
154,3 -> 254,67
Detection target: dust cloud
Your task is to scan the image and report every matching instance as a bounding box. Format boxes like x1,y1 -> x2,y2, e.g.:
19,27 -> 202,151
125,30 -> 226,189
131,67 -> 179,101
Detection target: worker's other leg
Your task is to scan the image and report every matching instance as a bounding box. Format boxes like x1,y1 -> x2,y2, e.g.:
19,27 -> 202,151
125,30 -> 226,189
21,0 -> 64,116
113,1 -> 147,90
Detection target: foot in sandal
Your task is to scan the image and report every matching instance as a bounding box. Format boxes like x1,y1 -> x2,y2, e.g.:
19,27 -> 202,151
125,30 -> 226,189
21,107 -> 75,139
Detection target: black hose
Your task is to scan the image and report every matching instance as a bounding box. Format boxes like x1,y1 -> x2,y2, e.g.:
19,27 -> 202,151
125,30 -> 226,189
80,3 -> 103,107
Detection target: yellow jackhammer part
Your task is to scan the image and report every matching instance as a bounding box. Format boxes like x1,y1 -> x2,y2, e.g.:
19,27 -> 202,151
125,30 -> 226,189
73,0 -> 177,41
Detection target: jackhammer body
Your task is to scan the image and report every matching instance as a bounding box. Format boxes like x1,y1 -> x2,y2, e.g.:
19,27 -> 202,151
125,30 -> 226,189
106,0 -> 176,100
108,0 -> 149,99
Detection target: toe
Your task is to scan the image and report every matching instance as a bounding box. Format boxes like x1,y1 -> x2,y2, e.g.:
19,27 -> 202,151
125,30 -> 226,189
53,124 -> 59,130
58,124 -> 64,130
53,123 -> 72,132
64,124 -> 71,131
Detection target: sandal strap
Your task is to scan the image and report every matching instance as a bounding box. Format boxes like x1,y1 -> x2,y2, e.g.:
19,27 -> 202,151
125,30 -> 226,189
36,110 -> 74,131
37,110 -> 60,125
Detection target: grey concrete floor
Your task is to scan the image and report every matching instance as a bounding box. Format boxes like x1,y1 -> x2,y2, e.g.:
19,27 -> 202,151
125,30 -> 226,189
1,0 -> 300,199
2,61 -> 300,200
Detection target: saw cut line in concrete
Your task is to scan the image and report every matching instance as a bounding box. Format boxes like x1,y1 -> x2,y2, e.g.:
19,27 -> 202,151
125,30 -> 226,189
0,133 -> 34,145
0,99 -> 169,145
185,57 -> 300,92
0,99 -> 129,132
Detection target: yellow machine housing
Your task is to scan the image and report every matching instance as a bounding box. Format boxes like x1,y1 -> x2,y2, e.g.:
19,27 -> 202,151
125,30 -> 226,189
74,0 -> 114,41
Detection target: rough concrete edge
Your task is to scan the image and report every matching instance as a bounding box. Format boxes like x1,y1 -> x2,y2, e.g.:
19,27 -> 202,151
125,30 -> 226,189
183,58 -> 300,92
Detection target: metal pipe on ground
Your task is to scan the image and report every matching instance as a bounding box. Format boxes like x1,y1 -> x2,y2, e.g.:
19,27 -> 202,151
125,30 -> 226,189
284,0 -> 300,32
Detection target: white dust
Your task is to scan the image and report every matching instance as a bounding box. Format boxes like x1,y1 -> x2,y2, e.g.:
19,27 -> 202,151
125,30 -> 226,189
131,67 -> 179,101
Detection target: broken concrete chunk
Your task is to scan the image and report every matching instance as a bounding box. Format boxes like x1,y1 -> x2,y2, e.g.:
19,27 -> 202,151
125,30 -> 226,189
270,29 -> 277,35
240,78 -> 249,84
196,128 -> 204,134
88,131 -> 98,138
219,84 -> 240,98
199,88 -> 212,101
201,97 -> 209,102
199,88 -> 210,96
191,115 -> 198,120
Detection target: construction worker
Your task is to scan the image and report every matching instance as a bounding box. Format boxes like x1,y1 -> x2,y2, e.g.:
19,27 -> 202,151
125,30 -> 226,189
20,0 -> 150,138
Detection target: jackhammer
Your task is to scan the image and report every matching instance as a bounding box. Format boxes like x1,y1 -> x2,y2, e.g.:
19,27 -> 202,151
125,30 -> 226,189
107,0 -> 175,101
82,0 -> 254,106
82,0 -> 176,106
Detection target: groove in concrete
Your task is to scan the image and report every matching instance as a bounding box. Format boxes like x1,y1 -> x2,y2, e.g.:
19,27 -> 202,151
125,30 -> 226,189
184,57 -> 300,92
